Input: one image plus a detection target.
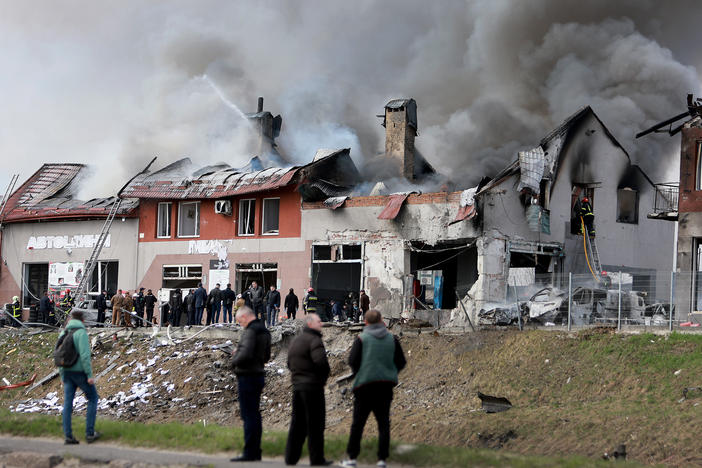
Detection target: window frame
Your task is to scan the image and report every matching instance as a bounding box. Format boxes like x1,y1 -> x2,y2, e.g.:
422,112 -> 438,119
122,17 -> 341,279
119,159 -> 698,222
616,188 -> 639,224
696,141 -> 702,191
156,202 -> 172,238
238,199 -> 256,236
177,201 -> 201,238
261,197 -> 280,235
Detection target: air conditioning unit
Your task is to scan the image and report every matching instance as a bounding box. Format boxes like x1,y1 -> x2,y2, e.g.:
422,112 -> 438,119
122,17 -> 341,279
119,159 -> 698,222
214,200 -> 232,215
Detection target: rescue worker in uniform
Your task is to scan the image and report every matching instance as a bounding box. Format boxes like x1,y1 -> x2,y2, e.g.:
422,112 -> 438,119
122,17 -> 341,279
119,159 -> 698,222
111,290 -> 124,326
303,288 -> 319,317
579,197 -> 595,237
60,290 -> 74,312
9,296 -> 22,327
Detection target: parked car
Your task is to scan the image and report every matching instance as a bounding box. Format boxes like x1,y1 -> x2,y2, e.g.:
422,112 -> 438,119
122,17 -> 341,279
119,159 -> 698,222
72,298 -> 112,326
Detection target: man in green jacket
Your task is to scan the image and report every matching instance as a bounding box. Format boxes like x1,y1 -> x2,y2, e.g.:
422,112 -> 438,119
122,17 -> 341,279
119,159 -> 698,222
340,309 -> 406,468
60,310 -> 100,445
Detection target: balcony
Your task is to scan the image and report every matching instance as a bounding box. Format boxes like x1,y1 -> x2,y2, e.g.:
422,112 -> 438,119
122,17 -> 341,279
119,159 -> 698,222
648,183 -> 678,221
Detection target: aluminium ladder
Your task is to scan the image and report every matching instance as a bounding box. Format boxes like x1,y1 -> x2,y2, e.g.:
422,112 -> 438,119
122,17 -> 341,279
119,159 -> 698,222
72,198 -> 122,305
583,223 -> 603,280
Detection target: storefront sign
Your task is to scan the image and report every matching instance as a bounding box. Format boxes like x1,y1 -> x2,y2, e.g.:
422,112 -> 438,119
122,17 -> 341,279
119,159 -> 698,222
27,234 -> 110,250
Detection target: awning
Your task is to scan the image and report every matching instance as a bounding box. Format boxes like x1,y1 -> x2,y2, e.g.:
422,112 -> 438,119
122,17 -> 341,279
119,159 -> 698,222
449,187 -> 477,225
377,194 -> 410,220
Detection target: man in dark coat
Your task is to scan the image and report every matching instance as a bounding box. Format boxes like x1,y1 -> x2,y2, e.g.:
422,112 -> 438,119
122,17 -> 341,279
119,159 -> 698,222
39,291 -> 54,325
144,289 -> 157,325
264,285 -> 281,327
285,313 -> 331,466
184,289 -> 195,326
340,309 -> 406,467
229,306 -> 271,462
95,291 -> 107,326
284,288 -> 299,320
134,288 -> 145,327
207,284 -> 222,325
359,290 -> 370,318
222,283 -> 236,323
169,288 -> 183,327
194,283 -> 207,325
248,281 -> 265,321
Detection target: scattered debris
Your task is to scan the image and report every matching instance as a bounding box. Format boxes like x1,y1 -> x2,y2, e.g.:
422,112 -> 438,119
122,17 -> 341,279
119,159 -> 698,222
602,444 -> 626,460
478,392 -> 513,413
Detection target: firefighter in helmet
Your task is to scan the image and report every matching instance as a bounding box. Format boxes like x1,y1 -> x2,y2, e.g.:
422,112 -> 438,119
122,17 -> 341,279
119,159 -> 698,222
9,296 -> 21,327
579,197 -> 595,237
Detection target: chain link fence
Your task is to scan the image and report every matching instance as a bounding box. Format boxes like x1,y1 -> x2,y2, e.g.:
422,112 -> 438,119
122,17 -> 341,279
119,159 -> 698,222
490,270 -> 701,330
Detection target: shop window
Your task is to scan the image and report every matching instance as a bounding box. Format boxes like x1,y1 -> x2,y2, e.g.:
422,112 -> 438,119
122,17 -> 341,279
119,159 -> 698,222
177,201 -> 200,238
238,199 -> 256,236
157,202 -> 171,238
262,198 -> 280,234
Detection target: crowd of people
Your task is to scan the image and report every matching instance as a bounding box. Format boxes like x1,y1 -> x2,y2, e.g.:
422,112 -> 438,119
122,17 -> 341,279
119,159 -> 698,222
56,287 -> 404,466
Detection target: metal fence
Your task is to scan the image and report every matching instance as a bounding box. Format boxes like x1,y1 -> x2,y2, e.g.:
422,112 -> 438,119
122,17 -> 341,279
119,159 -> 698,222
491,270 -> 702,331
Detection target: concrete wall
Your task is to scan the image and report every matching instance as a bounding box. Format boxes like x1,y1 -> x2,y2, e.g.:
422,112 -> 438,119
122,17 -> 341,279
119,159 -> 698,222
0,218 -> 139,306
135,237 -> 311,297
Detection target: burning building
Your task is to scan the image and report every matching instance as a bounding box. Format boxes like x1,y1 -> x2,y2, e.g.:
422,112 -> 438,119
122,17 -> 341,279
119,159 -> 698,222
0,164 -> 139,316
302,101 -> 674,324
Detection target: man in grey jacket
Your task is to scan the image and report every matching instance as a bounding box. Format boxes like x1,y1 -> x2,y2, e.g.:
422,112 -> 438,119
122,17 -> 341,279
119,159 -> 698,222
229,306 -> 271,462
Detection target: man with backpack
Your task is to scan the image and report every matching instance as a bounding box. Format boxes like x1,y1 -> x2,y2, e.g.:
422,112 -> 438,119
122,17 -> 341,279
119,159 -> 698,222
55,310 -> 100,445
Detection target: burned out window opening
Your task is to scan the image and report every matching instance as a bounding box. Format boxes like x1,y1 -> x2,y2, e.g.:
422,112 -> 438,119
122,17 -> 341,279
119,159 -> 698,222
262,198 -> 280,235
22,263 -> 48,307
696,141 -> 702,190
570,185 -> 596,235
177,201 -> 200,238
157,202 -> 171,238
162,264 -> 202,289
312,244 -> 363,313
235,263 -> 277,294
238,199 -> 256,236
616,188 -> 638,224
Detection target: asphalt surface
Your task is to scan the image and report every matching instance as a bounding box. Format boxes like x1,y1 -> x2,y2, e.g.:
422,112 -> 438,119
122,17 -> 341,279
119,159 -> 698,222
0,435 -> 342,467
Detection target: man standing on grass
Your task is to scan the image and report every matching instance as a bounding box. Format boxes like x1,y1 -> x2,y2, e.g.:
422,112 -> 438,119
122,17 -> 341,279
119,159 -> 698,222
339,309 -> 406,468
229,306 -> 271,462
59,310 -> 100,445
285,313 -> 332,466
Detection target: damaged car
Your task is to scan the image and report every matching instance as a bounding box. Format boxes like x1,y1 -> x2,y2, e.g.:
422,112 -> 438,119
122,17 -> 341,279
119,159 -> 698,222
524,287 -> 567,324
477,303 -> 524,326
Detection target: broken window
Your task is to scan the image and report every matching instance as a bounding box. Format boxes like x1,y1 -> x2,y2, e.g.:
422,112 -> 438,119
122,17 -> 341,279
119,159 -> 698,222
238,199 -> 256,236
262,198 -> 280,235
157,202 -> 171,238
22,263 -> 48,307
697,142 -> 702,190
313,245 -> 332,260
177,201 -> 200,238
235,263 -> 278,292
616,188 -> 638,224
87,261 -> 118,296
162,265 -> 202,289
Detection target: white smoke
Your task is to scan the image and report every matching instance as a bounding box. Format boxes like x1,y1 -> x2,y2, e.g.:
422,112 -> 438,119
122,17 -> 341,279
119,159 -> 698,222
0,0 -> 700,198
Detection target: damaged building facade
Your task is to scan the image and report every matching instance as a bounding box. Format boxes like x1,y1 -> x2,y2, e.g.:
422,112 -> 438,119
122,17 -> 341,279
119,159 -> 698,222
0,164 -> 139,316
302,103 -> 674,324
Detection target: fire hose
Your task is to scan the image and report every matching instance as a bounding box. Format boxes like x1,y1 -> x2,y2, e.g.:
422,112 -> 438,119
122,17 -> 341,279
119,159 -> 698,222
0,373 -> 37,391
581,217 -> 599,282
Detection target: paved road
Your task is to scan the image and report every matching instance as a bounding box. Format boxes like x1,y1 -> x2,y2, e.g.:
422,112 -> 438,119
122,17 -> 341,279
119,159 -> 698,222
0,435 -> 370,467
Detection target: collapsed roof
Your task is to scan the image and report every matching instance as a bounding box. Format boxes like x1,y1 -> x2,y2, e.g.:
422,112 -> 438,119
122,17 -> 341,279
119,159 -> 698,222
119,149 -> 361,202
1,164 -> 137,223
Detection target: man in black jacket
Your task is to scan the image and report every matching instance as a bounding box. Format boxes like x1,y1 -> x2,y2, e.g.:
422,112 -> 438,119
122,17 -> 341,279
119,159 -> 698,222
169,289 -> 183,327
207,284 -> 222,325
248,281 -> 264,321
222,283 -> 236,324
95,291 -> 107,326
264,285 -> 281,327
284,288 -> 299,320
39,291 -> 54,325
134,288 -> 145,327
183,289 -> 195,327
144,289 -> 156,325
285,313 -> 331,466
229,306 -> 271,462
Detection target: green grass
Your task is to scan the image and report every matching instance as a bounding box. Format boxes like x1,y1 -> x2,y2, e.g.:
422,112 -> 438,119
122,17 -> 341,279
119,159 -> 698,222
0,409 -> 645,467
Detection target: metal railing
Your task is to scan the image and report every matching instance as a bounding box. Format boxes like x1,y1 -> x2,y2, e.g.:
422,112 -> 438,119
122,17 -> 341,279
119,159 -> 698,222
652,183 -> 679,215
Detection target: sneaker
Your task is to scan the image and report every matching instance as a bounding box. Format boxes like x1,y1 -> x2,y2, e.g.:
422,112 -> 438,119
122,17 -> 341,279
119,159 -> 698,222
377,461 -> 387,467
64,436 -> 79,445
338,460 -> 356,467
86,432 -> 101,443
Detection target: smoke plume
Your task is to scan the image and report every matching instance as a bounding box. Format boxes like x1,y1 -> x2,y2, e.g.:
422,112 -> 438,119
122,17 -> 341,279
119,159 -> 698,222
0,0 -> 699,197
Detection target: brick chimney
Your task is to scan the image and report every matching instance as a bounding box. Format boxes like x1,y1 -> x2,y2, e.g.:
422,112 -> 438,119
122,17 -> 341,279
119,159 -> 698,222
382,98 -> 418,180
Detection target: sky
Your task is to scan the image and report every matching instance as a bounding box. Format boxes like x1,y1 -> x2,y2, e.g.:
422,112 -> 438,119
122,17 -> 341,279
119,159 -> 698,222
0,0 -> 700,199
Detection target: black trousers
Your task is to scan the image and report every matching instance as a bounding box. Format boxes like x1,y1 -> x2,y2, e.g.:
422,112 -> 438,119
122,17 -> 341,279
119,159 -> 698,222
97,309 -> 105,326
146,307 -> 154,325
347,383 -> 393,461
285,387 -> 326,465
135,309 -> 144,327
237,375 -> 265,460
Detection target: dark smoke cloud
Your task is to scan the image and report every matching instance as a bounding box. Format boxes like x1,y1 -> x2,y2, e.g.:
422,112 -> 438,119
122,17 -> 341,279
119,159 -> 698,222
0,0 -> 699,197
